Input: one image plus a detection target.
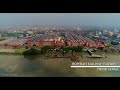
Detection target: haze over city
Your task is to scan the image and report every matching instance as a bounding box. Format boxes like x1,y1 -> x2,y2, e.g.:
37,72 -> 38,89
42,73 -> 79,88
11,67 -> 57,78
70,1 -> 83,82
0,13 -> 120,26
0,13 -> 120,77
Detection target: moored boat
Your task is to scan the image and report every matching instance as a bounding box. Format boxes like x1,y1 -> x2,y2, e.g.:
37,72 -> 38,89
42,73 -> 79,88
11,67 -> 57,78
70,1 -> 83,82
86,54 -> 103,58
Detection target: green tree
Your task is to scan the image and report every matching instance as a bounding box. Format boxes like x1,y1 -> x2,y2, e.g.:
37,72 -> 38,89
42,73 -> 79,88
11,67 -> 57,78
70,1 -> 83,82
61,46 -> 69,53
13,46 -> 18,49
24,42 -> 29,49
71,46 -> 83,52
25,46 -> 29,49
41,46 -> 52,53
111,42 -> 119,45
23,48 -> 41,55
4,44 -> 8,49
60,46 -> 70,56
32,44 -> 37,49
33,44 -> 36,47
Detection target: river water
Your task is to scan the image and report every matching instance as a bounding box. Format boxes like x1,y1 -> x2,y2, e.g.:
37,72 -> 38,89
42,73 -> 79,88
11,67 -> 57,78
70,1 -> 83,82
0,53 -> 120,77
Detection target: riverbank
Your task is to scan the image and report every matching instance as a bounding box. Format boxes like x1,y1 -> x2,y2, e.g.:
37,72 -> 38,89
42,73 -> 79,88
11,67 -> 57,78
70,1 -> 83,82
0,48 -> 119,56
0,49 -> 27,55
0,48 -> 48,57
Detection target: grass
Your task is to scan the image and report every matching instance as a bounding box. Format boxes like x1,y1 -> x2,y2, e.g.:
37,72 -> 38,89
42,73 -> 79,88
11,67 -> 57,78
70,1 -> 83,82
0,38 -> 6,41
0,49 -> 29,55
0,52 -> 22,55
15,49 -> 28,54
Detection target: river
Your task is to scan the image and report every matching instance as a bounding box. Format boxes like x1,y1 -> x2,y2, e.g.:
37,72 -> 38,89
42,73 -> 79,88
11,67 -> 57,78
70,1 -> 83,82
0,53 -> 120,77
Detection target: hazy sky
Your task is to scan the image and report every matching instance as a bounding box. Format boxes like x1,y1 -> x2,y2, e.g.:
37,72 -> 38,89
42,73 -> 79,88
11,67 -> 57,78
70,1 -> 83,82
0,13 -> 120,26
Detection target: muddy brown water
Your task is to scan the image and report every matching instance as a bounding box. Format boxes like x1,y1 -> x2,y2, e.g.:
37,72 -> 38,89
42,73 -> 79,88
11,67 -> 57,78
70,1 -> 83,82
0,53 -> 120,77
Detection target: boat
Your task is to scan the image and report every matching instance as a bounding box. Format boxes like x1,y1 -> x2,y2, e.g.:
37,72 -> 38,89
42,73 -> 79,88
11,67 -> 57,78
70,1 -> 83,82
70,56 -> 79,61
69,51 -> 80,61
86,54 -> 103,58
41,55 -> 50,59
86,49 -> 107,58
42,54 -> 70,59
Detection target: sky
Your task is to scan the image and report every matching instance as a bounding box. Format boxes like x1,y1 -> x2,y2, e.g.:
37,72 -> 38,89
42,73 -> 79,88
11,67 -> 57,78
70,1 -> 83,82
0,13 -> 120,26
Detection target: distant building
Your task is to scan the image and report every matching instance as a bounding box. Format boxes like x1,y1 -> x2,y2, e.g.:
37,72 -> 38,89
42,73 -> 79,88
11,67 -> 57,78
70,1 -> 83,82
27,31 -> 33,34
109,31 -> 114,36
27,34 -> 64,47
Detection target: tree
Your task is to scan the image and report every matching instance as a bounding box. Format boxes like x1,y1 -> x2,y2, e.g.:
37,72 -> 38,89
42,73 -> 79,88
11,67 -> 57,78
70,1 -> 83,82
33,44 -> 36,47
76,46 -> 83,52
25,46 -> 29,49
13,46 -> 18,49
60,46 -> 70,56
64,40 -> 68,46
111,41 -> 119,45
32,44 -> 37,49
24,42 -> 29,49
4,44 -> 8,49
23,48 -> 41,55
41,46 -> 52,53
61,51 -> 65,56
61,46 -> 69,53
71,46 -> 83,52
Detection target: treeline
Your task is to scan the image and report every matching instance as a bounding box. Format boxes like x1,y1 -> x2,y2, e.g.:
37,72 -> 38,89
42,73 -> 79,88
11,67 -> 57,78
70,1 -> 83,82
23,46 -> 84,55
0,38 -> 6,41
61,46 -> 83,53
23,48 -> 41,55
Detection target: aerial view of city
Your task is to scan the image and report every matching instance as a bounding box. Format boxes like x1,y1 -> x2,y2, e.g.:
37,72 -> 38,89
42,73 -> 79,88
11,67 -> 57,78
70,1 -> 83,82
0,13 -> 120,77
